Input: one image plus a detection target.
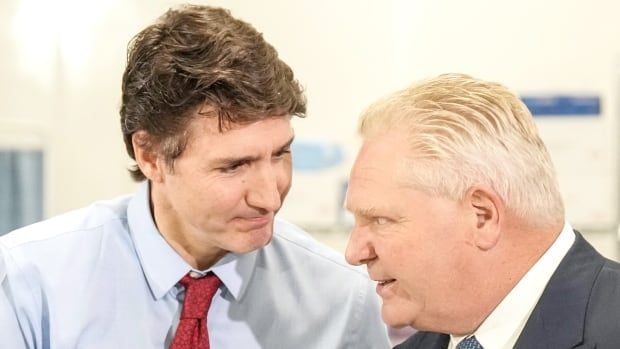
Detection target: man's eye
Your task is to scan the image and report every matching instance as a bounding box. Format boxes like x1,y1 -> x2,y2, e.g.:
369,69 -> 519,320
221,162 -> 246,173
274,149 -> 291,158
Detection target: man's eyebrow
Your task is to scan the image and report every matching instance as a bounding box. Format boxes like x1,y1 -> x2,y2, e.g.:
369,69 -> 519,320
211,135 -> 295,168
274,136 -> 295,154
349,207 -> 380,217
211,155 -> 259,168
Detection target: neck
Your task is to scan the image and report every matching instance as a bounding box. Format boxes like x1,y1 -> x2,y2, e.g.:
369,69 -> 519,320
452,219 -> 564,335
149,185 -> 226,270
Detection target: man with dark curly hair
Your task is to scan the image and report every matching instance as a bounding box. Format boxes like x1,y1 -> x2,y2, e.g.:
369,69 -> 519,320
0,5 -> 389,349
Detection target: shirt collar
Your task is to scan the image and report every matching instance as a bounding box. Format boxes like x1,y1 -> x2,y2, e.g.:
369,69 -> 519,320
450,222 -> 575,349
127,181 -> 257,301
206,250 -> 258,301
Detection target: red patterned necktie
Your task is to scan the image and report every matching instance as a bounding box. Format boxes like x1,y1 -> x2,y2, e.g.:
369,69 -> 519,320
170,272 -> 221,349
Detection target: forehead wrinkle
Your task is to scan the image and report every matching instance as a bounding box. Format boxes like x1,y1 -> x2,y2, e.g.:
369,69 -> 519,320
351,163 -> 412,192
345,180 -> 391,215
350,161 -> 383,180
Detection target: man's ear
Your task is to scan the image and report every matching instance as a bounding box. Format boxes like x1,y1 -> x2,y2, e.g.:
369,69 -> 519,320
464,185 -> 503,250
132,131 -> 164,182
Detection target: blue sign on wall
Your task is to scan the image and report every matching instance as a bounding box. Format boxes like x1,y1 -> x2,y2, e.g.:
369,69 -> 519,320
521,95 -> 600,117
291,140 -> 344,171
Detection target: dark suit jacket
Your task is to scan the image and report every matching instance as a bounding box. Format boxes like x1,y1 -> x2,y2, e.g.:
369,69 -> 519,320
394,231 -> 620,349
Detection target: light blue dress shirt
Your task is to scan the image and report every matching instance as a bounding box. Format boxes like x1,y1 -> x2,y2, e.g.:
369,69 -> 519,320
0,182 -> 390,349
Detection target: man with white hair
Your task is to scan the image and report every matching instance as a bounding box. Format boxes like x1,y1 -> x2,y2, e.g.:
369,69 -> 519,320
345,73 -> 620,348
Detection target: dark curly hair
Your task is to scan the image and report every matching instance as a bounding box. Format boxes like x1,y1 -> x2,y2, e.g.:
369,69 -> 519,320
120,4 -> 306,181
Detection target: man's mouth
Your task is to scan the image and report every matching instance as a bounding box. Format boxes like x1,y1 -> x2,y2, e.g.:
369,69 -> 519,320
233,214 -> 273,229
377,279 -> 396,286
375,278 -> 397,296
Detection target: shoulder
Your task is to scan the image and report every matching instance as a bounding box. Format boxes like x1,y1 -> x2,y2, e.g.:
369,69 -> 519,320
588,257 -> 620,310
263,219 -> 390,347
572,234 -> 620,299
1,195 -> 131,247
269,217 -> 368,279
0,194 -> 132,264
582,255 -> 620,344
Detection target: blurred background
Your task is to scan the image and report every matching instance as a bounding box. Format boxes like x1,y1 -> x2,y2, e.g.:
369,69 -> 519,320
1,0 -> 620,344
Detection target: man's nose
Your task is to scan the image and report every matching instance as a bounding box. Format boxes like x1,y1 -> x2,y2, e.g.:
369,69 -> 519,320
345,225 -> 376,266
246,165 -> 282,212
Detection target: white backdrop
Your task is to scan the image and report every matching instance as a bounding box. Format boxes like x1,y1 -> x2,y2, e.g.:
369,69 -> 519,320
1,0 -> 619,231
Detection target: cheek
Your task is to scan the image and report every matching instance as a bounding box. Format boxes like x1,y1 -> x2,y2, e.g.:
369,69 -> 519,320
200,180 -> 248,212
279,178 -> 292,199
376,238 -> 414,277
380,234 -> 431,286
276,161 -> 293,195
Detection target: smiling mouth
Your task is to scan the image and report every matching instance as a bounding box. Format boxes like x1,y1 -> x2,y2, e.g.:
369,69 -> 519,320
234,215 -> 272,229
243,215 -> 269,221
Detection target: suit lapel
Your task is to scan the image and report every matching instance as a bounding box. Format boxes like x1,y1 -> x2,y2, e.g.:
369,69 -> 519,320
424,333 -> 450,349
394,332 -> 449,349
515,232 -> 605,349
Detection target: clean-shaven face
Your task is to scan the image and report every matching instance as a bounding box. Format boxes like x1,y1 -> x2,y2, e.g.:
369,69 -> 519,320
345,129 -> 471,330
157,115 -> 294,255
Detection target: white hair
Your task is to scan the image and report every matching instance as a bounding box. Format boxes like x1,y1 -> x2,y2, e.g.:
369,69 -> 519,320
359,73 -> 564,226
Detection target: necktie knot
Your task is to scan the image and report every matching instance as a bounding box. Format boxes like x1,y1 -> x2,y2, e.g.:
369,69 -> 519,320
178,272 -> 221,319
457,336 -> 483,349
171,272 -> 221,349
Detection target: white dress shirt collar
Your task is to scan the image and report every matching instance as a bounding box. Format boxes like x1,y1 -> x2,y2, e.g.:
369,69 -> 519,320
450,222 -> 575,349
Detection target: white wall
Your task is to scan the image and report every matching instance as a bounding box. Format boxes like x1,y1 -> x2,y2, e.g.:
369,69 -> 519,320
2,0 -> 619,230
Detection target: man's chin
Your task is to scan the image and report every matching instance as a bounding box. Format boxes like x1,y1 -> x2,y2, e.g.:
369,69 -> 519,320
229,229 -> 274,254
247,233 -> 273,251
382,305 -> 418,330
383,318 -> 413,330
